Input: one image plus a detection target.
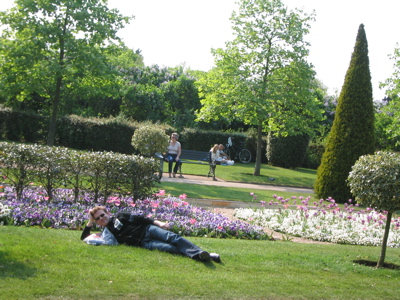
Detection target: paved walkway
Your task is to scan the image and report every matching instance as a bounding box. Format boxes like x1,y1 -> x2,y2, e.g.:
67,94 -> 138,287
161,173 -> 314,208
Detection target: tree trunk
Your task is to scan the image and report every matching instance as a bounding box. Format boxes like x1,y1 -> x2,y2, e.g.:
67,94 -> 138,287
377,211 -> 392,268
253,122 -> 263,176
46,12 -> 68,146
46,76 -> 62,146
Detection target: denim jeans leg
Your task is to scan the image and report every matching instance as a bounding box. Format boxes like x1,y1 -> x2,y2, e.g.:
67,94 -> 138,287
173,159 -> 181,174
168,154 -> 176,173
141,225 -> 203,258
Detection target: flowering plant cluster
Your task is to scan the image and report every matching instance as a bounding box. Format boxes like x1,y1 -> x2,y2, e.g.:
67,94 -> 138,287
0,186 -> 269,240
0,200 -> 11,225
236,194 -> 400,247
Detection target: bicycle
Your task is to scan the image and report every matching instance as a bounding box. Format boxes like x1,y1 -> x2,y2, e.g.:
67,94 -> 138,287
224,137 -> 252,164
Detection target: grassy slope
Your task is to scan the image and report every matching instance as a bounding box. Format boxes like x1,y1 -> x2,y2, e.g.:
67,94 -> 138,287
1,227 -> 399,299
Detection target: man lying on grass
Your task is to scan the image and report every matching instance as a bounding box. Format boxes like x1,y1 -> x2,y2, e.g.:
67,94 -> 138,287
81,205 -> 221,263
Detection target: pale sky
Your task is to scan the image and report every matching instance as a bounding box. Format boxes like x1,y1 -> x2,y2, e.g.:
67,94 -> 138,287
1,0 -> 399,100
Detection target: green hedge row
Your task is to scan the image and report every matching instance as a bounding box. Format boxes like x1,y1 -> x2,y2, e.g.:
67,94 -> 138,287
0,106 -> 322,168
0,142 -> 159,201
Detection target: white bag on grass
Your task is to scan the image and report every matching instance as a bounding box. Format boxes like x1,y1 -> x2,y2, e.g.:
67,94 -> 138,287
83,227 -> 118,246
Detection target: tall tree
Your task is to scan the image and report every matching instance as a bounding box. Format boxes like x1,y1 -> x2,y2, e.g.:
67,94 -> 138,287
377,45 -> 400,148
196,0 -> 323,175
314,24 -> 375,203
0,0 -> 130,145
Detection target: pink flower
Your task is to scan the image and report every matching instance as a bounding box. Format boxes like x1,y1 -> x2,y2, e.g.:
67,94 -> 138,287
250,192 -> 254,196
190,218 -> 197,224
157,190 -> 165,196
182,201 -> 189,206
179,194 -> 187,200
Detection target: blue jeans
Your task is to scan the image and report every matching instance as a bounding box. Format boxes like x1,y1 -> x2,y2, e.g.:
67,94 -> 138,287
140,225 -> 203,259
167,154 -> 181,174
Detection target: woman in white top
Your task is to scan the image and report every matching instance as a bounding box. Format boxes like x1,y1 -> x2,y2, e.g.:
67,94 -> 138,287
210,144 -> 228,164
166,133 -> 182,178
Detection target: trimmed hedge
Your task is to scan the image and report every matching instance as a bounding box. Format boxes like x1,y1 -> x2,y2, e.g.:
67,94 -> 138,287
266,133 -> 309,169
0,107 -> 296,165
0,142 -> 159,201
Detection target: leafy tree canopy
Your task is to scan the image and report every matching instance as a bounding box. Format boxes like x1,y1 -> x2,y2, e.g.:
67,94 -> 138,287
196,0 -> 323,175
0,0 -> 131,145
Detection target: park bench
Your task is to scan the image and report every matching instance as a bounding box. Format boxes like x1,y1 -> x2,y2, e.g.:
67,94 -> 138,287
156,149 -> 218,180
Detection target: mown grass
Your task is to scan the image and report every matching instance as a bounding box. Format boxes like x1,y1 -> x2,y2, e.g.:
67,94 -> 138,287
169,162 -> 317,188
1,226 -> 399,299
158,162 -> 316,202
157,181 -> 313,203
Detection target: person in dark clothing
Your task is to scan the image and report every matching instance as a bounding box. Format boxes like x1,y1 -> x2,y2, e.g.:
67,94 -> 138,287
80,206 -> 221,263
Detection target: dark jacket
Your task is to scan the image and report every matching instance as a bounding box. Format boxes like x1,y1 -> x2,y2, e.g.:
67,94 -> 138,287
80,212 -> 155,246
106,212 -> 154,246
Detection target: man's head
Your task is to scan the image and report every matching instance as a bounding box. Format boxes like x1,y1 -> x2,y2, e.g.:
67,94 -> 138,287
90,206 -> 111,226
218,144 -> 225,150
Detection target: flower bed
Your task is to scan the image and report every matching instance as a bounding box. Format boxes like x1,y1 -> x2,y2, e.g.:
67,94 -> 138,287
235,195 -> 400,247
0,186 -> 269,240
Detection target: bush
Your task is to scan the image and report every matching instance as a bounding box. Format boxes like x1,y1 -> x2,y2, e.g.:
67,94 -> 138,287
0,142 -> 159,201
131,125 -> 169,156
302,143 -> 325,169
266,133 -> 309,169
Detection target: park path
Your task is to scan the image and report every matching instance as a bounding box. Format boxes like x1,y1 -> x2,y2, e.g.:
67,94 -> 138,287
161,173 -> 314,209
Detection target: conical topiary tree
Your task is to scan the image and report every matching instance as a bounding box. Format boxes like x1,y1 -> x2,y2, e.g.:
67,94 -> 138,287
314,24 -> 375,203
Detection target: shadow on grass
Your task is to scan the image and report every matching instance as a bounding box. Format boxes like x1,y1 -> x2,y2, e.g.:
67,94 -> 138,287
353,259 -> 400,270
0,251 -> 37,279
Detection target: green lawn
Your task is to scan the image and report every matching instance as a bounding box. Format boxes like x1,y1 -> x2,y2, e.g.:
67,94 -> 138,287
168,162 -> 316,188
1,226 -> 399,299
158,162 -> 317,202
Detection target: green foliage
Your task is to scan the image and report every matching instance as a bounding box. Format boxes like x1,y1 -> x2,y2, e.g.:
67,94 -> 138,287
0,142 -> 159,200
56,115 -> 137,154
302,143 -> 325,169
131,125 -> 169,156
315,24 -> 375,203
381,46 -> 400,102
196,0 -> 323,175
0,142 -> 40,199
120,66 -> 201,130
266,133 -> 309,169
0,106 -> 47,142
0,0 -> 130,145
348,150 -> 400,268
31,146 -> 70,200
348,151 -> 400,212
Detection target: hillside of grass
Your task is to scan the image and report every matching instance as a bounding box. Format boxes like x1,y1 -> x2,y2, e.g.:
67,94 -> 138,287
1,226 -> 399,299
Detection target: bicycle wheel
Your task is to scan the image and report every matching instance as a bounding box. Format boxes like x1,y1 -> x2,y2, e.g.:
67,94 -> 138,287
239,149 -> 251,163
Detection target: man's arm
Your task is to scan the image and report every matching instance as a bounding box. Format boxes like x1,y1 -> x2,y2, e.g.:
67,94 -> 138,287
80,212 -> 95,240
153,220 -> 169,229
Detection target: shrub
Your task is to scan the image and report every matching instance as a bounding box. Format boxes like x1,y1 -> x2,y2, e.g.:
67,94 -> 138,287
0,142 -> 159,201
131,125 -> 169,156
266,133 -> 309,168
315,24 -> 375,203
0,142 -> 40,199
348,151 -> 400,267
